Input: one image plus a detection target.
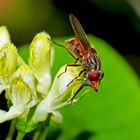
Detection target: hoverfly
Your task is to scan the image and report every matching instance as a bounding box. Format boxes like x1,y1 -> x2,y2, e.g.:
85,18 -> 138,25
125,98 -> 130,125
51,14 -> 104,100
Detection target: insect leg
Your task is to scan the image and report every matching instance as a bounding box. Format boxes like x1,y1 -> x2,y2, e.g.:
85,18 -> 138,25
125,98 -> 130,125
48,38 -> 65,48
74,57 -> 79,64
66,47 -> 79,60
67,69 -> 86,87
58,64 -> 81,78
69,82 -> 87,103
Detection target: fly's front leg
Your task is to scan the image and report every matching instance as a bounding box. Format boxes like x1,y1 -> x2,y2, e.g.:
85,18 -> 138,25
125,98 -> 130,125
69,82 -> 87,103
58,64 -> 81,78
69,81 -> 90,103
67,69 -> 86,87
74,57 -> 79,64
66,47 -> 78,60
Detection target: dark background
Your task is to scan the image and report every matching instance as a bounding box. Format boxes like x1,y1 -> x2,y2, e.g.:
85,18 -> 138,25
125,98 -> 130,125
1,0 -> 139,75
53,0 -> 140,76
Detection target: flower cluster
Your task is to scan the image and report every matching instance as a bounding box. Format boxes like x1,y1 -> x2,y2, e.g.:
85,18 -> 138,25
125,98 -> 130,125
0,26 -> 85,138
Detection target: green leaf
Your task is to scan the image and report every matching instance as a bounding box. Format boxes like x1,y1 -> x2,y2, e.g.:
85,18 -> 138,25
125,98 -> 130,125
18,44 -> 30,64
18,35 -> 140,140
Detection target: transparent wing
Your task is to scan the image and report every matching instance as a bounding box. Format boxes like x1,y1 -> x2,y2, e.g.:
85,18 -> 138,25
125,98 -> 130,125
69,14 -> 91,50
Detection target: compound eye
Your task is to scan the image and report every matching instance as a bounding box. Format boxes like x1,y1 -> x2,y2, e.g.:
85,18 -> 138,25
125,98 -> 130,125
87,71 -> 100,81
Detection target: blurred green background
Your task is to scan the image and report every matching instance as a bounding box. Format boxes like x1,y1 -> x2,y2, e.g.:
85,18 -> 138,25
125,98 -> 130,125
0,0 -> 140,140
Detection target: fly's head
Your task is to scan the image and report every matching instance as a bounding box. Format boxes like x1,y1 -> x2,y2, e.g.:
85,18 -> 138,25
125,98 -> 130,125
85,70 -> 104,91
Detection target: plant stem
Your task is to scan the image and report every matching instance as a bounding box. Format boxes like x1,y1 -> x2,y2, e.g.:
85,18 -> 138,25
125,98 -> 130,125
6,119 -> 17,140
16,131 -> 25,140
40,113 -> 51,140
33,113 -> 51,140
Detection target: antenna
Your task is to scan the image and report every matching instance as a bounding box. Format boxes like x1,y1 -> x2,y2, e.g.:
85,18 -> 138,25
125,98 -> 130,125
48,38 -> 65,48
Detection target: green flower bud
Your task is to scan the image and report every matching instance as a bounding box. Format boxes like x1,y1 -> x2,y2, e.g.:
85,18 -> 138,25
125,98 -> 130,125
0,43 -> 17,93
30,64 -> 84,123
0,43 -> 17,80
0,65 -> 37,123
0,26 -> 11,48
46,65 -> 84,109
11,65 -> 37,107
29,32 -> 52,97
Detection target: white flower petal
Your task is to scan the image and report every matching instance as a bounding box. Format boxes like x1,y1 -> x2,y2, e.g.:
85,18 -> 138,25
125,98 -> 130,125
29,32 -> 52,97
0,26 -> 11,48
